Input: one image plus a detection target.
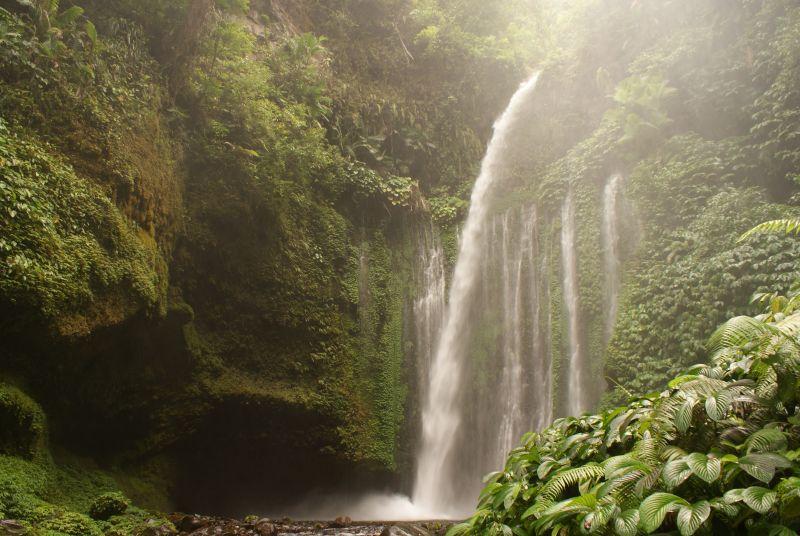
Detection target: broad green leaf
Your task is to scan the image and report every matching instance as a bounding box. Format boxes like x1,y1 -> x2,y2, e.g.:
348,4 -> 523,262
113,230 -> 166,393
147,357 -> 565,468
639,492 -> 688,533
723,488 -> 745,504
739,453 -> 791,484
85,20 -> 97,47
537,458 -> 561,480
503,483 -> 521,510
705,389 -> 733,421
445,522 -> 471,536
746,428 -> 788,454
669,375 -> 699,389
742,486 -> 778,514
710,498 -> 739,518
675,398 -> 697,433
685,453 -> 721,483
583,502 -> 617,533
613,509 -> 639,536
676,501 -> 710,536
663,459 -> 692,489
56,5 -> 84,25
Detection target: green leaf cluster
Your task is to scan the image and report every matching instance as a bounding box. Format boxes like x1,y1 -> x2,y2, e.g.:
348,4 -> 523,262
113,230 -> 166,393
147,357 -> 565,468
455,288 -> 800,535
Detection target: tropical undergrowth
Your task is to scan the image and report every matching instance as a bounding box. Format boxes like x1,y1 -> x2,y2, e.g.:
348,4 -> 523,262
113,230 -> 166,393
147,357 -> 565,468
452,285 -> 800,535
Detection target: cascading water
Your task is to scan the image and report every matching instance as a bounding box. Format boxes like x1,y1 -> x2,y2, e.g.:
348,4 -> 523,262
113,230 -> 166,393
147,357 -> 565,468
561,190 -> 587,417
526,207 -> 554,432
496,209 -> 527,460
412,73 -> 541,517
602,174 -> 624,339
413,223 -> 447,409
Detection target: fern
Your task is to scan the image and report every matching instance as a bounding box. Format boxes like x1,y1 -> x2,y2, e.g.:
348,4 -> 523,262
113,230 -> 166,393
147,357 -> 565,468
538,464 -> 605,502
740,219 -> 800,242
461,285 -> 800,535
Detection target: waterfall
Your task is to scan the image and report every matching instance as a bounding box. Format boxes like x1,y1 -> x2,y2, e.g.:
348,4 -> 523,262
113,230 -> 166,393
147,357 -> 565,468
602,174 -> 624,339
413,224 -> 446,408
496,208 -> 527,460
412,73 -> 541,517
561,190 -> 587,417
527,207 -> 553,432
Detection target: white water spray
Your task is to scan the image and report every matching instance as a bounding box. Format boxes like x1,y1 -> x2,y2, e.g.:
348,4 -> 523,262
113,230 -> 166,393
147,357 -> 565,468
496,208 -> 527,460
602,174 -> 624,339
526,207 -> 553,432
412,73 -> 541,516
561,189 -> 587,417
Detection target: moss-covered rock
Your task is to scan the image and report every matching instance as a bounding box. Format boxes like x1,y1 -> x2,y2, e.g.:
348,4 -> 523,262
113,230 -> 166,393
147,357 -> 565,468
0,119 -> 167,336
0,384 -> 47,460
88,492 -> 129,521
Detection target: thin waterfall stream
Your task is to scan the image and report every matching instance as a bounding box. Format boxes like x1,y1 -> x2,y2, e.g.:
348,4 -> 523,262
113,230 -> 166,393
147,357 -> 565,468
603,174 -> 624,339
561,190 -> 587,417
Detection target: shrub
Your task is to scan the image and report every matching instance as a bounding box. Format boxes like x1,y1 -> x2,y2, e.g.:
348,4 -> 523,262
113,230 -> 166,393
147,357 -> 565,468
88,492 -> 130,520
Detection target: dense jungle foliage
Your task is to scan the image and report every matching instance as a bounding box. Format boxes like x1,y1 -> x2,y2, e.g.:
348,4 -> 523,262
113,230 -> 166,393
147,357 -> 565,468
453,277 -> 800,535
0,0 -> 538,530
2,0 -> 800,533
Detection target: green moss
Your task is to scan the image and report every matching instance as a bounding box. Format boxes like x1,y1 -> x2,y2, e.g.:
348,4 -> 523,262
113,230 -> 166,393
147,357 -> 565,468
0,120 -> 166,335
89,492 -> 130,520
0,384 -> 172,535
0,383 -> 47,461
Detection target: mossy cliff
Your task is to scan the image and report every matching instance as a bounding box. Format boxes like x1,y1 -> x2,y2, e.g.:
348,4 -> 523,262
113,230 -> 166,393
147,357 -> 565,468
3,0 -> 800,528
0,0 -> 531,523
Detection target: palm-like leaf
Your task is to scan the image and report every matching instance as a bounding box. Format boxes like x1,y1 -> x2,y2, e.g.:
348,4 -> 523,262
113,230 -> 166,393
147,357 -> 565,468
739,218 -> 800,242
538,464 -> 605,501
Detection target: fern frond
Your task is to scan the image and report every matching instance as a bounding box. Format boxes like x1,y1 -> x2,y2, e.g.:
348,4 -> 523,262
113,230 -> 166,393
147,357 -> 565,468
707,316 -> 771,353
538,464 -> 605,501
739,218 -> 800,242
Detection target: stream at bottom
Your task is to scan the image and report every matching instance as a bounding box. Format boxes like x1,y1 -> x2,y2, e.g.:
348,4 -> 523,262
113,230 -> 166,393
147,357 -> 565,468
167,493 -> 455,536
168,514 -> 452,536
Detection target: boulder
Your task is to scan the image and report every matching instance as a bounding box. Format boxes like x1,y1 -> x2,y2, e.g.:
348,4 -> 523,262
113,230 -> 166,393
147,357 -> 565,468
0,520 -> 25,536
254,519 -> 277,536
331,516 -> 352,528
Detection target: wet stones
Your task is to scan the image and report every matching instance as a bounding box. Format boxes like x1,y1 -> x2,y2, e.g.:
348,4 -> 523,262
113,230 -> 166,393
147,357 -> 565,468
0,520 -> 25,536
331,517 -> 352,528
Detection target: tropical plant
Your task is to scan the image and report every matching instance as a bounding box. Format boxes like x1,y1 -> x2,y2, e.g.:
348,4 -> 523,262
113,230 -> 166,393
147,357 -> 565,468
451,286 -> 800,535
741,219 -> 800,242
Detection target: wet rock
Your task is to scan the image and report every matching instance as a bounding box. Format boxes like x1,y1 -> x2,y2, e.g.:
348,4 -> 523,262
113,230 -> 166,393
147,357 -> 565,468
140,519 -> 178,536
380,527 -> 413,536
331,516 -> 353,528
254,519 -> 277,536
331,516 -> 352,528
0,520 -> 26,536
177,515 -> 212,532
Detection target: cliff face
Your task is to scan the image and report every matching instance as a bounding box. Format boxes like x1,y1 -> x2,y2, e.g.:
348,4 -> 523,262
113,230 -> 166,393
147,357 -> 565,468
3,0 -> 800,527
0,0 -> 526,519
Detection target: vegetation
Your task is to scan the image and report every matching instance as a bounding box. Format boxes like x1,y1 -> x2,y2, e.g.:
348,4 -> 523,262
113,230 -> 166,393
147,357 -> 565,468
2,0 -> 800,529
452,285 -> 800,535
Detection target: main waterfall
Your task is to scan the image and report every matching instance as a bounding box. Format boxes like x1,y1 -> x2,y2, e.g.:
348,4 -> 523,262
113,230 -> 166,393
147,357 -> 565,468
413,73 -> 541,517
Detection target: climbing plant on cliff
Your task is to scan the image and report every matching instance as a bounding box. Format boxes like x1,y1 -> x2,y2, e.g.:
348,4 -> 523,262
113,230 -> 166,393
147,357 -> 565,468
451,286 -> 800,535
